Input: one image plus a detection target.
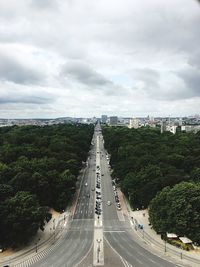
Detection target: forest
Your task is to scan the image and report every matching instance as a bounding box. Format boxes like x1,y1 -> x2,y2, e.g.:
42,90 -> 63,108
102,126 -> 200,244
0,123 -> 94,247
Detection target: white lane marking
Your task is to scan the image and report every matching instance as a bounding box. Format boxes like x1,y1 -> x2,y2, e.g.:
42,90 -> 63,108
148,258 -> 157,264
104,230 -> 125,233
135,258 -> 143,265
121,257 -> 133,267
105,236 -> 133,267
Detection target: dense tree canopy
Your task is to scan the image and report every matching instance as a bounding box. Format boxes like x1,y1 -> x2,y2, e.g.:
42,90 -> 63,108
0,123 -> 94,247
102,126 -> 200,208
149,182 -> 200,244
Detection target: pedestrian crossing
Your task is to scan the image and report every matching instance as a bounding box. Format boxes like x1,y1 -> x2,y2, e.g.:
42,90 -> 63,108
13,237 -> 63,267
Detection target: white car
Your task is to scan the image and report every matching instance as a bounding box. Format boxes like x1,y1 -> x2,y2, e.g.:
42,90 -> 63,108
117,203 -> 121,210
107,201 -> 111,206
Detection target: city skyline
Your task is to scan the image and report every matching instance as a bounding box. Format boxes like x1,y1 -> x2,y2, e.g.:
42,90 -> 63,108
0,0 -> 200,118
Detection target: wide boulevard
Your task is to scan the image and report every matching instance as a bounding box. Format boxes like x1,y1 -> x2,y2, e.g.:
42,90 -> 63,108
30,123 -> 181,267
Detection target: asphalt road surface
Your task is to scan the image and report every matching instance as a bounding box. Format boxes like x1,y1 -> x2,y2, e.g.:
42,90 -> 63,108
31,123 -> 182,267
99,124 -> 180,267
31,131 -> 98,267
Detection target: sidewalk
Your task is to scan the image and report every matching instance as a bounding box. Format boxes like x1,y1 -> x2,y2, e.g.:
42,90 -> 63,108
0,209 -> 69,266
119,190 -> 200,267
0,167 -> 85,266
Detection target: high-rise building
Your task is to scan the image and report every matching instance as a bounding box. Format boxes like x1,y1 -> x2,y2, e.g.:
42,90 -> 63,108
109,116 -> 118,126
101,115 -> 107,124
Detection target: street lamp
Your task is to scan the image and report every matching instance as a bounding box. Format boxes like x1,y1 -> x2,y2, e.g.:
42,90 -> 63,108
164,239 -> 167,253
35,238 -> 40,253
96,238 -> 102,263
53,218 -> 55,230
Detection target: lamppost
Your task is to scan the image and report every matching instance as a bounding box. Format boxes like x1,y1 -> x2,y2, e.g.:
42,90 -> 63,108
164,239 -> 167,253
35,238 -> 40,253
96,238 -> 102,263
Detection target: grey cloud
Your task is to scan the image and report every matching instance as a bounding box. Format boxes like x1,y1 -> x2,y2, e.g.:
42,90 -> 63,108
131,68 -> 160,88
0,0 -> 199,118
61,61 -> 112,87
176,67 -> 200,98
188,50 -> 200,68
0,95 -> 54,105
31,0 -> 58,9
0,53 -> 45,85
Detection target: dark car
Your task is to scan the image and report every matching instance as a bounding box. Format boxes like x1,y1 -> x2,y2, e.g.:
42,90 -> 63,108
95,210 -> 101,215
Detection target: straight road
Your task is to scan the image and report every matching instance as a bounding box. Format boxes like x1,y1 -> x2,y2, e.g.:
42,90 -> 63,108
98,124 -> 181,267
25,123 -> 183,267
30,132 -> 99,267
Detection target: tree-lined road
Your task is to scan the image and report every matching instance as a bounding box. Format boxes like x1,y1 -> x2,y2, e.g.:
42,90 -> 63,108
30,124 -> 181,267
31,132 -> 99,267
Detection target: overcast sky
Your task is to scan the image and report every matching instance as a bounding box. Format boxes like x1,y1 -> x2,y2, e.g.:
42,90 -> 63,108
0,0 -> 200,118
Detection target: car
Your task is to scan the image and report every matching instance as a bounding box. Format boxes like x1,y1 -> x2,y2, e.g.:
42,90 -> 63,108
95,210 -> 101,215
85,182 -> 88,186
96,195 -> 101,200
107,201 -> 111,206
91,187 -> 95,191
117,206 -> 121,210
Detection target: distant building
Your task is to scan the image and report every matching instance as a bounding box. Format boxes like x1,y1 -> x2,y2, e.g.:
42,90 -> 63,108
181,125 -> 200,133
101,115 -> 108,124
161,120 -> 167,133
109,116 -> 118,126
129,118 -> 139,129
166,125 -> 177,134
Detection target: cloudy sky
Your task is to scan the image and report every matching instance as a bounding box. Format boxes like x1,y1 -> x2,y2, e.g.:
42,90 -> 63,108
0,0 -> 200,118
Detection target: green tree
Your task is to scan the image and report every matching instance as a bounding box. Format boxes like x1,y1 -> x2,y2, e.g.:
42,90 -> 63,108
0,191 -> 51,247
149,182 -> 200,244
